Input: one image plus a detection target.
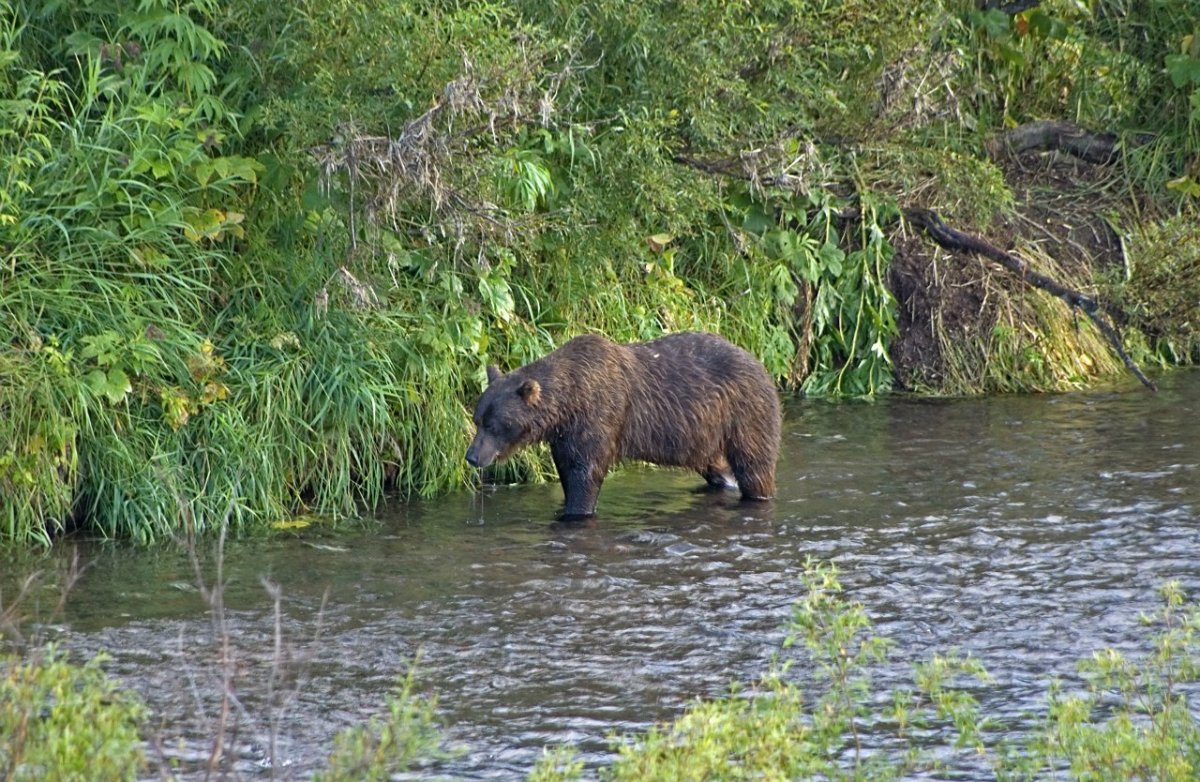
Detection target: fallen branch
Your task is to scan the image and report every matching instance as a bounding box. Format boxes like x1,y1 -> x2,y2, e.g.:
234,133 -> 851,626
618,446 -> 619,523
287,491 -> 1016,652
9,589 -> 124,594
672,152 -> 1156,390
985,120 -> 1151,165
904,207 -> 1156,390
981,1 -> 1042,15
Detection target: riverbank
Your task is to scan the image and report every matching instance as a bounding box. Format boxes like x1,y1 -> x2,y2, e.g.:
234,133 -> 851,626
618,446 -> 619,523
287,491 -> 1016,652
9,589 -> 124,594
3,1 -> 1198,543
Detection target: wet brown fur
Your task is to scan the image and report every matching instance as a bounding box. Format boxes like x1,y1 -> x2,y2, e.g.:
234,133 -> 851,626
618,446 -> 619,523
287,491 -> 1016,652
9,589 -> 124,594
466,332 -> 782,519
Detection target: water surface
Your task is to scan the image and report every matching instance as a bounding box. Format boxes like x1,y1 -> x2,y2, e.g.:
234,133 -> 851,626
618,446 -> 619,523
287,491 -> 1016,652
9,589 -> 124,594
4,371 -> 1198,779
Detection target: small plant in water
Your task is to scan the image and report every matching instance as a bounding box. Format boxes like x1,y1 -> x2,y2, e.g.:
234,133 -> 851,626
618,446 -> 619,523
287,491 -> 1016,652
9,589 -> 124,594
530,565 -> 1200,782
315,664 -> 448,782
531,559 -> 989,781
1005,580 -> 1200,781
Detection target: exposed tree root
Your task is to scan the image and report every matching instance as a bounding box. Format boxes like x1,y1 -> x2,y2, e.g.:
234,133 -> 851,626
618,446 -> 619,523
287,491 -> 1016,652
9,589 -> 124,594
903,207 -> 1156,390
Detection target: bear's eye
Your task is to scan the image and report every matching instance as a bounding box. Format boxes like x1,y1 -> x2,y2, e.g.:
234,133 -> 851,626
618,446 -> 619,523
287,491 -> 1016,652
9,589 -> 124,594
480,407 -> 504,434
484,412 -> 524,441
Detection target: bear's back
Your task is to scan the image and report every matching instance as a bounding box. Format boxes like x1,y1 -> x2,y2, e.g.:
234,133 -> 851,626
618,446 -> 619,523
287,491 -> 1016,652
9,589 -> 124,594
617,332 -> 779,466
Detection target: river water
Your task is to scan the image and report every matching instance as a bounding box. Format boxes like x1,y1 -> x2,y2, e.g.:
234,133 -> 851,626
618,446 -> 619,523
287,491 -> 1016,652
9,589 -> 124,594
3,371 -> 1198,779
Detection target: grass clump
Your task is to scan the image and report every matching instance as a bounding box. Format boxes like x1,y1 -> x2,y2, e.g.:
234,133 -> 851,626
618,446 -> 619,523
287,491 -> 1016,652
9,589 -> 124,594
945,249 -> 1123,395
1010,580 -> 1200,782
1120,215 -> 1200,365
315,667 -> 447,782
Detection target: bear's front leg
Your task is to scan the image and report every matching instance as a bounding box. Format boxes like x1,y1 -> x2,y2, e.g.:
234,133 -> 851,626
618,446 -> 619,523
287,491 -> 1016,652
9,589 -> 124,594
550,441 -> 607,520
559,471 -> 602,521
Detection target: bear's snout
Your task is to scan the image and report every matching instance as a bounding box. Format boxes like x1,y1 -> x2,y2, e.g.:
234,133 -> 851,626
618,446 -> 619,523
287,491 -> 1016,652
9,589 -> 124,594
466,434 -> 498,469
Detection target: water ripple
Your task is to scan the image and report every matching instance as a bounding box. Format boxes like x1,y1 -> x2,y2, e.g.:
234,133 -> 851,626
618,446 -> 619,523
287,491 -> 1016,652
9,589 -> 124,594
3,373 -> 1198,779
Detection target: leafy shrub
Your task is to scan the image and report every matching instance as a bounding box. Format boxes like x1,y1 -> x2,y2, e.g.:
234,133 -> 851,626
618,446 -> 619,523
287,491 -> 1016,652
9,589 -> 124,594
316,667 -> 446,782
0,646 -> 145,782
532,564 -> 1200,782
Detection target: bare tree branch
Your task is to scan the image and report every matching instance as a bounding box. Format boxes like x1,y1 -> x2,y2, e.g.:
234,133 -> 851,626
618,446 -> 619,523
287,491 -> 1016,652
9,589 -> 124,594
904,208 -> 1155,390
673,151 -> 1157,391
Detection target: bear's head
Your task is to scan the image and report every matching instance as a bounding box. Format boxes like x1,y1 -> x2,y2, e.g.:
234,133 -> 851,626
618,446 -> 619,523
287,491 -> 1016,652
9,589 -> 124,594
465,364 -> 543,469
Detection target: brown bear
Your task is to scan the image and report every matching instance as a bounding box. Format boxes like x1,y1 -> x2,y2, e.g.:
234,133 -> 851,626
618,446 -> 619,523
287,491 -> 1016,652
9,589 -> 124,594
466,331 -> 781,519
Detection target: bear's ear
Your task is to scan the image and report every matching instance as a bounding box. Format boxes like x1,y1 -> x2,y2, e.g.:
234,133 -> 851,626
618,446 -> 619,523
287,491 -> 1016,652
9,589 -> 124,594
517,379 -> 541,406
486,365 -> 503,384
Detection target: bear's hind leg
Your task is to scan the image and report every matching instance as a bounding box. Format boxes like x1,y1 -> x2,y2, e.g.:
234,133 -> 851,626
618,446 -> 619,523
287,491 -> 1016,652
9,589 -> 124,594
731,463 -> 774,501
698,458 -> 737,492
727,444 -> 776,501
725,406 -> 780,501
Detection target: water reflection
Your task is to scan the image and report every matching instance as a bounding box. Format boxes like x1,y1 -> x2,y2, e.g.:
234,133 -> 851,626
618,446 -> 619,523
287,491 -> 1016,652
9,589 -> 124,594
2,371 -> 1197,779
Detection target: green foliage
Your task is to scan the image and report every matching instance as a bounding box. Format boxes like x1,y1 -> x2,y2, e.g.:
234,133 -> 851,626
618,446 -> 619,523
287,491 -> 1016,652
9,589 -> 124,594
1008,581 -> 1200,781
0,646 -> 145,781
801,196 -> 899,397
316,667 -> 446,782
527,747 -> 585,782
725,186 -> 898,396
958,2 -> 1146,131
3,0 -> 1197,541
1092,1 -> 1200,177
854,145 -> 1015,226
954,1 -> 1200,198
0,341 -> 80,545
532,566 -> 1200,782
782,560 -> 897,764
0,0 -> 260,542
514,0 -> 930,145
